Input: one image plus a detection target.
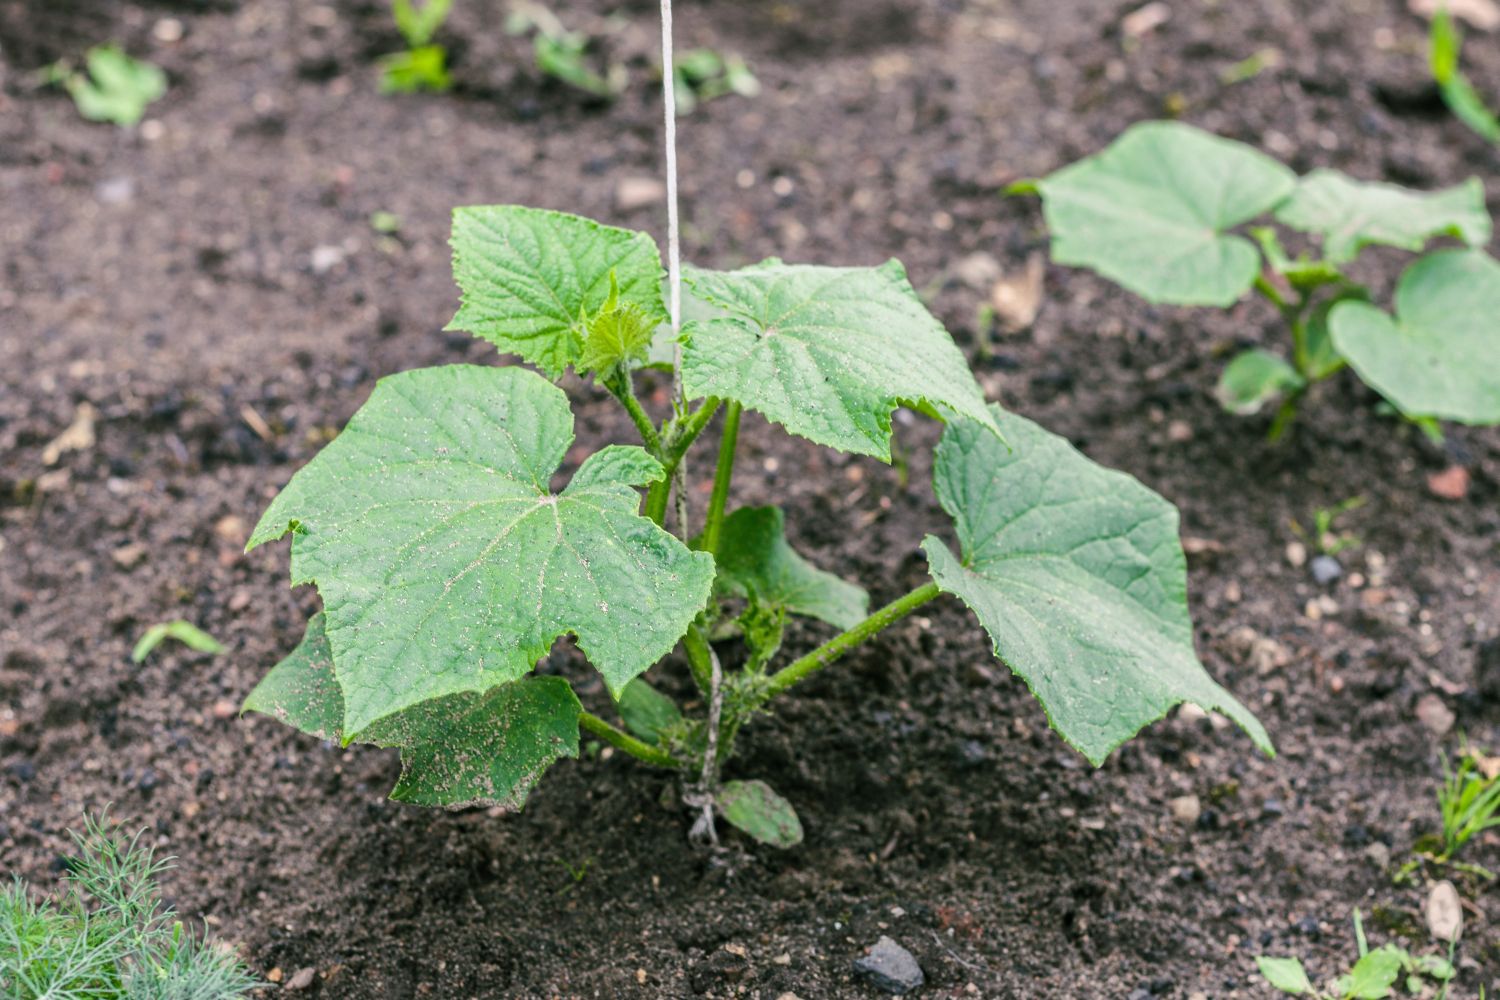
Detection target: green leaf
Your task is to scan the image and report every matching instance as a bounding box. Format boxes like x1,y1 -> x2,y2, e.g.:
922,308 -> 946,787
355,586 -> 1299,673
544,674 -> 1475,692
131,620 -> 224,663
447,207 -> 666,379
1299,290 -> 1365,381
714,506 -> 869,630
921,406 -> 1272,765
243,613 -> 345,740
248,364 -> 716,737
1274,171 -> 1491,264
534,33 -> 622,99
1329,250 -> 1500,424
577,273 -> 657,377
1250,227 -> 1346,290
1414,955 -> 1455,981
718,779 -> 804,847
1036,121 -> 1297,305
244,613 -> 581,808
1216,349 -> 1306,416
392,0 -> 452,46
378,45 -> 452,94
67,46 -> 166,126
681,259 -> 1002,458
1432,9 -> 1500,142
1256,956 -> 1314,995
615,678 -> 682,745
1334,945 -> 1404,999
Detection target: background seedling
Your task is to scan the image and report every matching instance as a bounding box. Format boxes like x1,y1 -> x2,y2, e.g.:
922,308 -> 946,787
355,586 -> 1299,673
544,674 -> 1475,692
241,4 -> 1270,850
1290,496 -> 1366,557
0,812 -> 257,999
1431,5 -> 1500,143
1435,749 -> 1500,872
1256,909 -> 1455,998
506,2 -> 625,99
379,0 -> 454,94
46,45 -> 166,126
130,620 -> 224,664
673,48 -> 759,116
1014,121 -> 1500,441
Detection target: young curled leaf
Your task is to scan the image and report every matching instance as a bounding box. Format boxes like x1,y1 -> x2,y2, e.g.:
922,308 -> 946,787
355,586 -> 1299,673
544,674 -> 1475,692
248,364 -> 715,738
578,272 -> 658,377
448,207 -> 666,379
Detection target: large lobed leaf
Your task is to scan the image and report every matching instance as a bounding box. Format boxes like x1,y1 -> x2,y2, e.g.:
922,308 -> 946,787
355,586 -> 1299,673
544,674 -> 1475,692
681,260 -> 1002,458
1274,170 -> 1491,264
447,206 -> 666,378
248,364 -> 716,737
244,614 -> 581,808
1329,249 -> 1500,425
922,406 -> 1271,765
1035,121 -> 1297,306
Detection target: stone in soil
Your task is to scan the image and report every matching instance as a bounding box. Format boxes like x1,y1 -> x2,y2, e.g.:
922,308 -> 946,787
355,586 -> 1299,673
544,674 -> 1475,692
853,936 -> 924,995
1309,554 -> 1342,586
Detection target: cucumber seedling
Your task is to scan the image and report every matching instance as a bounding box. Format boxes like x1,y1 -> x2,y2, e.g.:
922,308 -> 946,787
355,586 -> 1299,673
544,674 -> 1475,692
243,13 -> 1270,849
1013,121 -> 1499,441
379,0 -> 454,94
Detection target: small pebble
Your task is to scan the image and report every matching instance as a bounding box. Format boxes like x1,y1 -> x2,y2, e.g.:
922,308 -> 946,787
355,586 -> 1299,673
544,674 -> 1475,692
311,245 -> 345,274
1169,794 -> 1201,825
852,936 -> 924,995
1309,554 -> 1342,586
1427,465 -> 1470,501
614,177 -> 666,213
1415,693 -> 1455,736
1261,798 -> 1285,820
1285,541 -> 1308,568
286,967 -> 317,990
1426,880 -> 1463,943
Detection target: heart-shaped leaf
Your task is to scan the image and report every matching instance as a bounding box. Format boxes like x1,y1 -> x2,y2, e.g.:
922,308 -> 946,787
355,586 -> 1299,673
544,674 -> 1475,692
1275,170 -> 1490,264
1255,957 -> 1313,995
681,259 -> 1001,458
245,613 -> 582,808
1035,121 -> 1296,305
248,364 -> 716,737
1329,249 -> 1500,424
447,207 -> 666,378
1216,349 -> 1306,416
922,407 -> 1272,765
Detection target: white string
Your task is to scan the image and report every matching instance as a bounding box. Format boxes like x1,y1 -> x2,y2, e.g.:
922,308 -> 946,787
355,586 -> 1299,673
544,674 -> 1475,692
660,0 -> 683,405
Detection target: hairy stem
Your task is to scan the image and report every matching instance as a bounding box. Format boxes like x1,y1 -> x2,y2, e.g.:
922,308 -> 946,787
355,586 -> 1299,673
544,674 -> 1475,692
759,582 -> 942,704
644,397 -> 722,527
682,621 -> 715,695
578,711 -> 679,769
608,371 -> 662,455
698,401 -> 742,555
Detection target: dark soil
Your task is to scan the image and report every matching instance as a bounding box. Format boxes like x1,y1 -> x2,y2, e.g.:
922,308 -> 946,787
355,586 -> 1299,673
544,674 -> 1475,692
3,0 -> 1500,996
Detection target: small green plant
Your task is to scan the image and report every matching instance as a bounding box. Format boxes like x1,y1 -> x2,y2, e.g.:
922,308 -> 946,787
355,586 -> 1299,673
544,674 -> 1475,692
1431,5 -> 1500,143
46,46 -> 166,126
1013,121 -> 1499,440
0,813 -> 257,999
506,2 -> 625,99
130,621 -> 223,664
673,48 -> 759,116
1257,909 -> 1455,998
379,0 -> 454,94
1436,749 -> 1500,869
241,198 -> 1272,845
1291,496 -> 1365,557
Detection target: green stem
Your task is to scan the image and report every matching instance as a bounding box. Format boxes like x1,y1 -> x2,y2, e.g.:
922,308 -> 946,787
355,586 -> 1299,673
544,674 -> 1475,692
578,711 -> 679,769
698,401 -> 742,555
1253,274 -> 1290,311
607,371 -> 662,455
643,397 -> 722,526
1267,395 -> 1300,443
759,582 -> 941,704
682,623 -> 715,694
